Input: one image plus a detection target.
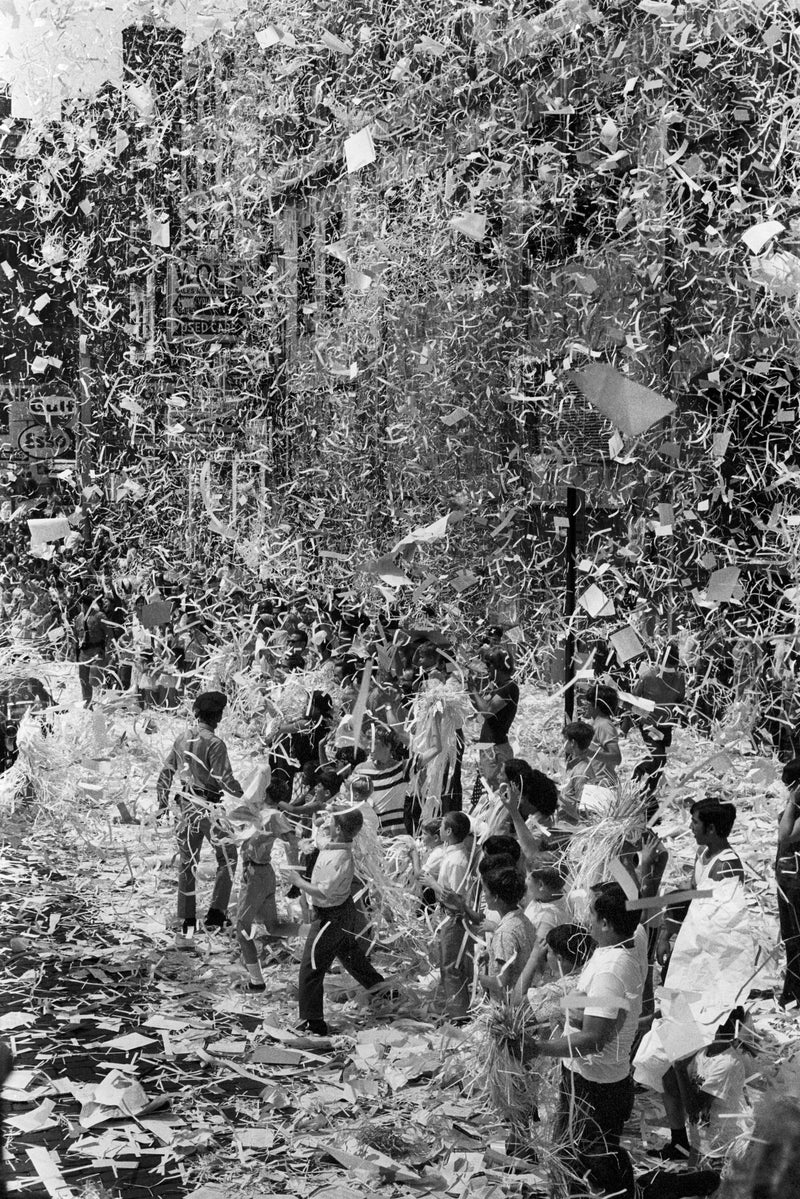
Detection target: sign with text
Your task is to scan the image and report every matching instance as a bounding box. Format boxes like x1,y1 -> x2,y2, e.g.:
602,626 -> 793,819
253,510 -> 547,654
16,423 -> 75,460
28,393 -> 77,420
167,254 -> 243,343
6,396 -> 77,464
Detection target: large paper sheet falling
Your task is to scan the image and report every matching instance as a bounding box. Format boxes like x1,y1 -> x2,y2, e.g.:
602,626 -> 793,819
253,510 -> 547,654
634,878 -> 762,1088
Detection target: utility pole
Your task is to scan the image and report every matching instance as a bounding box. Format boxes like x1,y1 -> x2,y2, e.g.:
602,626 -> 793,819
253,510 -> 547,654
75,290 -> 93,546
564,484 -> 579,719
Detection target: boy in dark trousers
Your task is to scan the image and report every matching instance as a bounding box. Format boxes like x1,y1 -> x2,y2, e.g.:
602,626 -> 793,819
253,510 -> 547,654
282,808 -> 389,1035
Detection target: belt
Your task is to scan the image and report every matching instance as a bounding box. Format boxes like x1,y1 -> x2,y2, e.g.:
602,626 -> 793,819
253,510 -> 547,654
181,786 -> 221,804
312,898 -> 351,916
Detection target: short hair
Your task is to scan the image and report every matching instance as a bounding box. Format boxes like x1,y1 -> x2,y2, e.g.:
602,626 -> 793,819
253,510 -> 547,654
481,864 -> 526,908
590,881 -> 640,938
334,808 -> 364,838
587,683 -> 619,716
315,768 -> 341,797
782,759 -> 800,791
485,646 -> 514,673
690,798 -> 736,838
564,720 -> 594,751
368,721 -> 394,746
545,924 -> 595,969
300,760 -> 318,785
529,866 -> 564,891
443,811 -> 471,842
715,1005 -> 746,1042
479,853 -> 517,877
422,818 -> 442,837
504,760 -> 559,818
350,775 -> 373,800
482,834 -> 521,862
265,778 -> 291,806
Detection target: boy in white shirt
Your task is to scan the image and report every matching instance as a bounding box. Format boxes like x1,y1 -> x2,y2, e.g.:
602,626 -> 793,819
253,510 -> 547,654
527,881 -> 645,1199
427,811 -> 476,1023
527,883 -> 720,1199
282,808 -> 390,1036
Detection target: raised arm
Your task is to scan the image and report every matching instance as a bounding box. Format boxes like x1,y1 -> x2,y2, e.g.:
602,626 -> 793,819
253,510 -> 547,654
497,784 -> 543,864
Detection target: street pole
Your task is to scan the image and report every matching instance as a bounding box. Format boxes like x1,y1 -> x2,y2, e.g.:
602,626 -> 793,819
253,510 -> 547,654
564,484 -> 578,719
76,285 -> 93,546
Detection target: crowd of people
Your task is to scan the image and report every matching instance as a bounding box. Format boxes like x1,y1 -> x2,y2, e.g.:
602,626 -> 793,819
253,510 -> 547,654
1,529 -> 799,1199
141,591 -> 800,1199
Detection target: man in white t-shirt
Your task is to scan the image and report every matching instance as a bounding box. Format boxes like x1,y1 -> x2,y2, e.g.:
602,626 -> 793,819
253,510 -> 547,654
529,881 -> 645,1199
527,885 -> 721,1199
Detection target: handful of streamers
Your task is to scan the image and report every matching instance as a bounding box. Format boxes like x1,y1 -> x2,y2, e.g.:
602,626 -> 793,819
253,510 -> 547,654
472,998 -> 542,1126
409,676 -> 474,820
4,698 -> 93,819
337,802 -> 429,965
561,780 -> 648,898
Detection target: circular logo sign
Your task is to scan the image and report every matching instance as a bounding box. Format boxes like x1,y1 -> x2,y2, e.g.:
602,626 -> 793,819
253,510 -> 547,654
16,424 -> 75,460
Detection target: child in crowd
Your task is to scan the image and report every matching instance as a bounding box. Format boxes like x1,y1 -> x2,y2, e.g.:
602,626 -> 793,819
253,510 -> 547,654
418,818 -> 444,911
580,683 -> 622,788
478,862 -> 537,1000
280,767 -> 341,918
282,807 -> 391,1036
231,785 -> 299,992
348,772 -> 374,808
523,866 -> 571,964
430,811 -> 476,1023
522,923 -> 595,1020
655,1007 -> 754,1163
482,833 -> 524,875
560,720 -> 598,820
420,817 -> 444,870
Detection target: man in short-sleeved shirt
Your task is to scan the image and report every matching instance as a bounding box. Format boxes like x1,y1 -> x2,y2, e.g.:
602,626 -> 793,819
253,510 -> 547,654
528,882 -> 646,1199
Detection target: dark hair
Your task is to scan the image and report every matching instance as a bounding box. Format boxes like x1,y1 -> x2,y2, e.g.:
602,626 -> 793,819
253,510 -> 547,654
482,834 -> 521,863
443,811 -> 471,842
564,720 -> 594,751
690,798 -> 736,838
485,646 -> 514,673
481,864 -> 526,907
315,768 -> 341,797
590,881 -> 640,938
479,853 -> 518,877
529,866 -> 564,891
350,774 -> 373,799
782,759 -> 800,791
300,760 -> 318,785
504,760 -> 559,818
265,778 -> 291,806
546,924 -> 595,969
715,1005 -> 746,1043
422,818 -> 442,837
586,683 -> 619,716
195,709 -> 222,730
334,809 -> 364,838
